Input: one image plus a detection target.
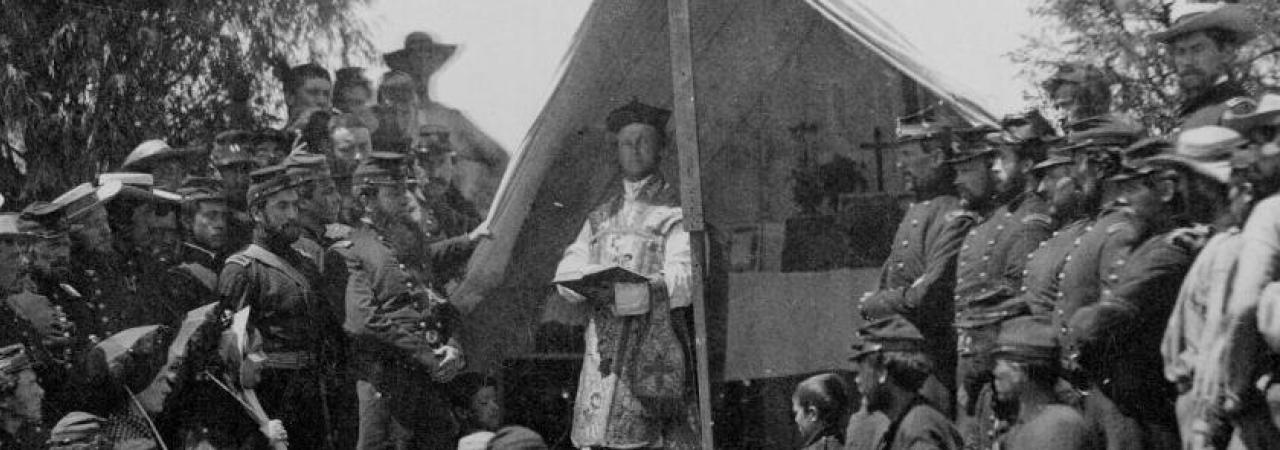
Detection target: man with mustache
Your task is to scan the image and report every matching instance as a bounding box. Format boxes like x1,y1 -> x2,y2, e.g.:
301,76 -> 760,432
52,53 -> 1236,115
1069,127 -> 1237,449
1151,2 -> 1260,130
948,114 -> 1055,449
329,152 -> 478,449
857,113 -> 978,415
217,165 -> 346,450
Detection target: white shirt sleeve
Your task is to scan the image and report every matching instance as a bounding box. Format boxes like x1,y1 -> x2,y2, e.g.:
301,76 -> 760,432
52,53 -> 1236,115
663,219 -> 693,308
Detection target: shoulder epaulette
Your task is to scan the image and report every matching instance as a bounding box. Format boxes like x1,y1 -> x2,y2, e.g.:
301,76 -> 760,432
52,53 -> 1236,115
1021,213 -> 1053,227
225,253 -> 253,266
1166,226 -> 1211,251
945,210 -> 980,223
1107,222 -> 1134,235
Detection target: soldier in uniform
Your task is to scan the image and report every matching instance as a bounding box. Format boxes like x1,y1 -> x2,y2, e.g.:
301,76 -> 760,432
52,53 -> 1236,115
991,316 -> 1102,450
95,172 -> 183,328
410,124 -> 483,246
281,151 -> 348,258
162,177 -> 231,319
845,315 -> 963,450
217,165 -> 346,449
211,130 -> 262,253
13,202 -> 89,424
948,115 -> 1055,448
330,151 -> 476,449
552,99 -> 701,449
1150,2 -> 1260,130
0,344 -> 46,449
1014,151 -> 1089,318
857,113 -> 975,414
1068,129 -> 1236,449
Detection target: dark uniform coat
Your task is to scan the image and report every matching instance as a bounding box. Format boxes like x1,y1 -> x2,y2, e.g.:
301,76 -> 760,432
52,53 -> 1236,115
218,238 -> 346,450
997,404 -> 1103,450
327,220 -> 474,446
1050,209 -> 1137,366
1068,227 -> 1202,450
1015,219 -> 1092,316
859,195 -> 975,399
161,242 -> 223,321
1175,81 -> 1248,131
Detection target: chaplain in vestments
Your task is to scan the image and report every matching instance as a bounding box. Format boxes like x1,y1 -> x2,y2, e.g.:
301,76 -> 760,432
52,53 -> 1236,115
553,99 -> 700,449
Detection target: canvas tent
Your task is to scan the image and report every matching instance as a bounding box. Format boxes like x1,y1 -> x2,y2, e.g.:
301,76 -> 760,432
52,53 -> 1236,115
451,0 -> 999,446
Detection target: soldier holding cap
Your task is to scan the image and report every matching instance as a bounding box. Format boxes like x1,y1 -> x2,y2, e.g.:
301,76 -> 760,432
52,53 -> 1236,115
330,151 -> 476,449
857,111 -> 977,414
217,165 -> 345,450
1067,129 -> 1237,449
947,115 -> 1056,448
1151,1 -> 1261,130
845,315 -> 963,450
992,316 -> 1102,450
0,344 -> 45,448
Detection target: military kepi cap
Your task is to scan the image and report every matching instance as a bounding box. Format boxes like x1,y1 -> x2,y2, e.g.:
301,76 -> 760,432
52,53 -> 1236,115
606,98 -> 671,134
19,201 -> 67,238
992,315 -> 1059,364
176,176 -> 226,203
282,151 -> 333,184
850,315 -> 926,360
353,152 -> 414,186
246,165 -> 304,206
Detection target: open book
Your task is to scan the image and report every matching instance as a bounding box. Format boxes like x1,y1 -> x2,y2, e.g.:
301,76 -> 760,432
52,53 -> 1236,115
553,265 -> 649,293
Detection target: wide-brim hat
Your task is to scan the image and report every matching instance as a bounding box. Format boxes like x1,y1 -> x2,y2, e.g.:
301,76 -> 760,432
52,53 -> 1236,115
383,31 -> 458,75
1223,94 -> 1280,132
55,181 -> 123,223
1144,125 -> 1242,184
120,139 -> 201,172
1151,2 -> 1260,44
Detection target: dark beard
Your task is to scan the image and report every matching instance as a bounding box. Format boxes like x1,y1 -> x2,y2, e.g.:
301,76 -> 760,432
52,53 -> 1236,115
262,222 -> 302,248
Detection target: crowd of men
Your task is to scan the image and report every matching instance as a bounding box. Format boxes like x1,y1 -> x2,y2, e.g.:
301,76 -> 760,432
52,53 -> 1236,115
789,3 -> 1280,450
0,31 -> 555,449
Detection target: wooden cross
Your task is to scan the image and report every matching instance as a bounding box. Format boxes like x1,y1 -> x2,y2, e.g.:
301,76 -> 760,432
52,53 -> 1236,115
858,127 -> 893,192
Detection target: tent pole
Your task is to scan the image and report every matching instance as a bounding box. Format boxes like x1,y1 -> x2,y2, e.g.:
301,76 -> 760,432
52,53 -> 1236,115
667,0 -> 715,448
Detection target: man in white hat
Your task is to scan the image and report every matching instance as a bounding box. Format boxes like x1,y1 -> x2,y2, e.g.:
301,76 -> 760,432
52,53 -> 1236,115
1201,92 -> 1280,448
1151,1 -> 1261,130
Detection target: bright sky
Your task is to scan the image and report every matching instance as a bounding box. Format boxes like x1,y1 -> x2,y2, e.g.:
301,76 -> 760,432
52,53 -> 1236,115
361,0 -> 1049,152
